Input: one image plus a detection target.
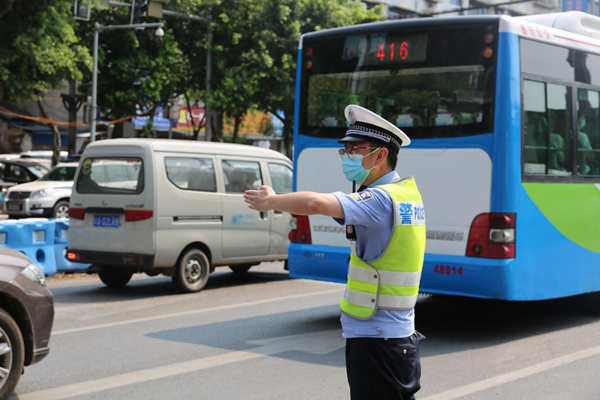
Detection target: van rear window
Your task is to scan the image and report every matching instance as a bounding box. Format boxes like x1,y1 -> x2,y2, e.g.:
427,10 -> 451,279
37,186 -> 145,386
76,157 -> 144,194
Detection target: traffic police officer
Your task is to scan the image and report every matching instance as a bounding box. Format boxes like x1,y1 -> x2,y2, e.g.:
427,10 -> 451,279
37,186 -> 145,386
244,104 -> 426,400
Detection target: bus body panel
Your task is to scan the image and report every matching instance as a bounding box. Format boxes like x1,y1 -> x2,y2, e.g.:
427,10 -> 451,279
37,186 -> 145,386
296,147 -> 492,255
491,31 -> 521,214
514,185 -> 600,300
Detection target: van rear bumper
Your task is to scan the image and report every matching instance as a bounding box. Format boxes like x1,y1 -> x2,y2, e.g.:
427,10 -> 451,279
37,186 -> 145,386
67,249 -> 155,268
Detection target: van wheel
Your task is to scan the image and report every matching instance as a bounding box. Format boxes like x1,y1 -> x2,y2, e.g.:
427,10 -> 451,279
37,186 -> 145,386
98,268 -> 133,288
229,264 -> 253,273
173,249 -> 210,293
0,309 -> 25,400
52,200 -> 69,219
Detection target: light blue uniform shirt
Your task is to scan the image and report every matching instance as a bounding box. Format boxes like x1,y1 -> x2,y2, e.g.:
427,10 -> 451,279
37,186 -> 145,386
332,171 -> 415,339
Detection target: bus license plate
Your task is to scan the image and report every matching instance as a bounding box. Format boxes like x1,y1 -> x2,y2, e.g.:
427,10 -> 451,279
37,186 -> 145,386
93,215 -> 120,228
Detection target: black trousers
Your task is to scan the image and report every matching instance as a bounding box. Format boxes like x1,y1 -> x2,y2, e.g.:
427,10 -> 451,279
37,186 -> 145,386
346,331 -> 425,400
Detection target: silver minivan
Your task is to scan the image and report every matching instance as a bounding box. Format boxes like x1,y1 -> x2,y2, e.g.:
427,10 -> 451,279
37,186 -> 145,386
67,139 -> 292,292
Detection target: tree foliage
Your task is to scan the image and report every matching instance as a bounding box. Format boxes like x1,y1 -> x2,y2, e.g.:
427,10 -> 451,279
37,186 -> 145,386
0,0 -> 92,103
1,0 -> 384,153
76,5 -> 187,120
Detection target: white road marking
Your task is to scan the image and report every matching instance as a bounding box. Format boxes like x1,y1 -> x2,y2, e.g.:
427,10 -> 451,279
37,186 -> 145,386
52,288 -> 343,336
420,343 -> 600,400
18,330 -> 344,400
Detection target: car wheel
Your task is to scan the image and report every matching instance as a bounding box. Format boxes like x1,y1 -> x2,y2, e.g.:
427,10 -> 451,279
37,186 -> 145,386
0,309 -> 24,400
229,264 -> 253,273
98,268 -> 133,288
52,200 -> 69,220
173,248 -> 210,293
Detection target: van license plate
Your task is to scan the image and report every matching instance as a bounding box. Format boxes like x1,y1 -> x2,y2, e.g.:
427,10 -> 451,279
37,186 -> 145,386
93,216 -> 120,228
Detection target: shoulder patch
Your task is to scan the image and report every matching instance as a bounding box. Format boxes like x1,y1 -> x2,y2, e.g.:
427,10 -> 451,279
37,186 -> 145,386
349,191 -> 374,203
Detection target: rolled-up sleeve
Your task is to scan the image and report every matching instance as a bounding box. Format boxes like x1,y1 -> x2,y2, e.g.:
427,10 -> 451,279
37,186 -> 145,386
331,188 -> 390,228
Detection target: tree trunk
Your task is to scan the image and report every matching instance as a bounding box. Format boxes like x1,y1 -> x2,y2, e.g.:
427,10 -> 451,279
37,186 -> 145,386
212,111 -> 224,142
184,92 -> 202,141
232,115 -> 241,143
36,97 -> 61,167
145,104 -> 158,138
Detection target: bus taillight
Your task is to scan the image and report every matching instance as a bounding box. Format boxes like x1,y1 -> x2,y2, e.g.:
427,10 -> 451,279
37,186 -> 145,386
466,213 -> 515,259
288,215 -> 312,244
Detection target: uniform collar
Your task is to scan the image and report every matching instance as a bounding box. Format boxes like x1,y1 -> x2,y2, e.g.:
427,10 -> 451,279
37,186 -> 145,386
369,171 -> 400,187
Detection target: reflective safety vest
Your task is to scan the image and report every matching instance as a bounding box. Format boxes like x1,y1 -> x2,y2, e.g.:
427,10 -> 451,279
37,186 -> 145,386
340,177 -> 426,320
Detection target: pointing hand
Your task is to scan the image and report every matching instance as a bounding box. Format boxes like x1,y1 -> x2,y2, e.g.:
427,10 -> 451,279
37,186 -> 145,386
244,185 -> 276,211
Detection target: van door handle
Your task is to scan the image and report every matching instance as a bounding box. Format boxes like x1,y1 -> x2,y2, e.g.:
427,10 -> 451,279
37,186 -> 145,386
274,210 -> 283,216
260,212 -> 268,220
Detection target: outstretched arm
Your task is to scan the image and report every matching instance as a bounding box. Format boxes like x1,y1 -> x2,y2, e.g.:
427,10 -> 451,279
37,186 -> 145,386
244,186 -> 344,219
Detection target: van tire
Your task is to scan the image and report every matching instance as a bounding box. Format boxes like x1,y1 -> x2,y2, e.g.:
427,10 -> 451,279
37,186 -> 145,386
173,248 -> 210,293
229,264 -> 253,273
98,268 -> 133,288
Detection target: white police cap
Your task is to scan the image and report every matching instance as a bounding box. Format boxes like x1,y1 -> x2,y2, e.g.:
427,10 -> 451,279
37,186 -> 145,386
339,105 -> 411,150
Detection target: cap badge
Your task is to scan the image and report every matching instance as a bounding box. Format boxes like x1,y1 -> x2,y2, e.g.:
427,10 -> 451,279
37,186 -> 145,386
348,109 -> 356,124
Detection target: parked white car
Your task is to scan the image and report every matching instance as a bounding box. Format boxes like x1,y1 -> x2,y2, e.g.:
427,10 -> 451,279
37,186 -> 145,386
3,163 -> 78,219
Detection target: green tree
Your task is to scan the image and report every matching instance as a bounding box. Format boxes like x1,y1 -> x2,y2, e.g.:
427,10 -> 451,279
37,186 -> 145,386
76,5 -> 187,136
0,0 -> 91,102
250,0 -> 383,157
0,0 -> 92,165
184,0 -> 265,142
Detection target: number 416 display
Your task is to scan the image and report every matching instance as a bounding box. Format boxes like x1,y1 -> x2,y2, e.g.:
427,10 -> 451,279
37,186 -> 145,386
376,41 -> 409,62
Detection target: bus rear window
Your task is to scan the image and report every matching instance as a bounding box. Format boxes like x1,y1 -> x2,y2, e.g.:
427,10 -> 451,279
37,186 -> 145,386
300,23 -> 498,139
76,157 -> 144,194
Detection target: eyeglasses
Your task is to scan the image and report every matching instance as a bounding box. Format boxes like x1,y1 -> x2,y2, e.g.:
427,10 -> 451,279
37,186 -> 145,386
338,146 -> 380,160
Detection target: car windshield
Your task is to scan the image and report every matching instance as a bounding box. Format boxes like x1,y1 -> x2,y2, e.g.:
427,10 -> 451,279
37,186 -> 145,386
26,164 -> 49,178
40,166 -> 77,181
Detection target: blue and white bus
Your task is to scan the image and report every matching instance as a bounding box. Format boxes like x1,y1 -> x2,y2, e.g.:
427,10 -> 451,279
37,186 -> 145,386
288,11 -> 600,301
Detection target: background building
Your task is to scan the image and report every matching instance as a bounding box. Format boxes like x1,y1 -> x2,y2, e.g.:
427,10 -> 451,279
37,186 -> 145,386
363,0 -> 599,18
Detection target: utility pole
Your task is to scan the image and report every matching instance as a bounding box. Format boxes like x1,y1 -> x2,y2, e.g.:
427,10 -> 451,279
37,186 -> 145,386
90,21 -> 164,142
205,25 -> 212,142
61,80 -> 83,155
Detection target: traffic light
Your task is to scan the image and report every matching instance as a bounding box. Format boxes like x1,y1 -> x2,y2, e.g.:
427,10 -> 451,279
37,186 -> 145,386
74,1 -> 90,21
132,0 -> 163,24
74,1 -> 109,21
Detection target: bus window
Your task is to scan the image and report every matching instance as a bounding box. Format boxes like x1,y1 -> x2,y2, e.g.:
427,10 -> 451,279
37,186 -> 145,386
521,39 -> 574,82
577,89 -> 600,177
523,80 -> 572,176
300,24 -> 497,140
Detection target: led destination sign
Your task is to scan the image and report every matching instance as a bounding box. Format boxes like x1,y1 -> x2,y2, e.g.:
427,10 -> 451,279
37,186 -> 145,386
365,33 -> 428,65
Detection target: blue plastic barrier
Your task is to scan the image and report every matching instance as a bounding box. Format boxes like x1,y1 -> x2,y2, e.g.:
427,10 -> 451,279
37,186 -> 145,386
53,220 -> 90,273
0,219 -> 57,276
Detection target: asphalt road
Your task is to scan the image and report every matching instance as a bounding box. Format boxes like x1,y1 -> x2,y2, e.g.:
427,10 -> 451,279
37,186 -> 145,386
10,262 -> 600,400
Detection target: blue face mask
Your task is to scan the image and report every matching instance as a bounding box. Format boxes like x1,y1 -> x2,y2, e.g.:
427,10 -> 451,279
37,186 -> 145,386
341,148 -> 379,185
579,118 -> 586,130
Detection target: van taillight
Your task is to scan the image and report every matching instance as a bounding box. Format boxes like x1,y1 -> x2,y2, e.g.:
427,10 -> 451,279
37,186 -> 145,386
466,213 -> 515,259
69,208 -> 85,220
288,215 -> 312,244
124,210 -> 154,222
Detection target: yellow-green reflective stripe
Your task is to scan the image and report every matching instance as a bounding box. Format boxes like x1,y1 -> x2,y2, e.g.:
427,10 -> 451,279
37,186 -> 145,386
380,284 -> 419,297
347,278 -> 377,294
340,298 -> 375,319
378,294 -> 418,310
347,265 -> 422,287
